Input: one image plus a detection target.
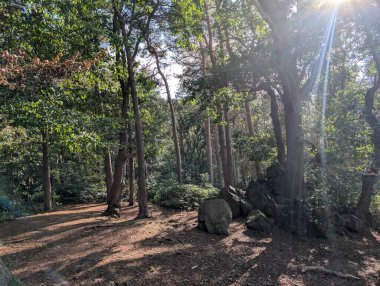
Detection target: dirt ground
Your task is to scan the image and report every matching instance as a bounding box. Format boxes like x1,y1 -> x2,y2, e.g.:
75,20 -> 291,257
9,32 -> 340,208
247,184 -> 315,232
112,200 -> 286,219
0,203 -> 379,286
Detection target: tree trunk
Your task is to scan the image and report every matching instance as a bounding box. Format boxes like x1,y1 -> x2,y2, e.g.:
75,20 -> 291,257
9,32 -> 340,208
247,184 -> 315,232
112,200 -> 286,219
217,104 -> 229,186
128,157 -> 135,206
105,67 -> 129,217
42,130 -> 52,211
104,14 -> 130,217
126,50 -> 149,219
205,117 -> 214,184
357,174 -> 378,223
151,51 -> 182,183
283,96 -> 305,202
105,150 -> 113,204
224,109 -> 235,186
214,124 -> 222,186
266,87 -> 286,166
244,100 -> 263,178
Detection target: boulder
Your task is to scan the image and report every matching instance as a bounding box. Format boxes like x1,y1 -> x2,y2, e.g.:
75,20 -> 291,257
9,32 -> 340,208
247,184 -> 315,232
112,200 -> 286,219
266,163 -> 285,200
240,198 -> 255,217
220,186 -> 242,218
275,200 -> 308,236
246,181 -> 271,211
341,214 -> 366,233
262,196 -> 278,218
246,210 -> 274,234
198,199 -> 232,235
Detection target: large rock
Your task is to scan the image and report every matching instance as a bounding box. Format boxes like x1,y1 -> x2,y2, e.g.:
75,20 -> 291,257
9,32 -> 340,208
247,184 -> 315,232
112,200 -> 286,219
220,186 -> 242,218
246,181 -> 271,211
240,198 -> 255,217
198,199 -> 232,235
246,210 -> 274,234
266,163 -> 284,200
275,200 -> 308,236
341,214 -> 366,233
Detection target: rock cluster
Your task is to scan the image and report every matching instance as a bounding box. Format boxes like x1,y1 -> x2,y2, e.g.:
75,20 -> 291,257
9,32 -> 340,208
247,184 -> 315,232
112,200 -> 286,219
198,163 -> 370,237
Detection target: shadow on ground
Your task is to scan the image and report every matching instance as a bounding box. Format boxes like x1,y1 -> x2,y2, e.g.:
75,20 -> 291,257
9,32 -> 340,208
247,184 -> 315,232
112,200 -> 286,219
0,203 -> 379,286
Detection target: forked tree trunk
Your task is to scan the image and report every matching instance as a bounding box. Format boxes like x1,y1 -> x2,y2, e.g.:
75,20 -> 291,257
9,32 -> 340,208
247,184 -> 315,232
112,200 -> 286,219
205,118 -> 214,184
105,68 -> 129,217
104,14 -> 130,217
266,87 -> 286,166
105,150 -> 113,203
126,50 -> 149,219
128,157 -> 135,206
42,130 -> 52,211
106,147 -> 127,216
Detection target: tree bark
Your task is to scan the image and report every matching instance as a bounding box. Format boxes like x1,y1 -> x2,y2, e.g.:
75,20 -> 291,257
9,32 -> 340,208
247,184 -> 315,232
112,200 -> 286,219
224,109 -> 235,186
128,157 -> 135,206
126,50 -> 149,219
151,50 -> 183,183
283,94 -> 305,201
105,150 -> 113,204
217,104 -> 229,186
244,100 -> 263,178
114,3 -> 153,219
42,129 -> 52,211
214,124 -> 222,186
266,87 -> 286,166
104,12 -> 130,217
357,174 -> 378,223
205,117 -> 214,184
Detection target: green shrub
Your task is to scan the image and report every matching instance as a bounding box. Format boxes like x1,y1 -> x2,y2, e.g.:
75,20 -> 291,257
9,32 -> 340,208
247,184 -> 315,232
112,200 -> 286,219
149,180 -> 219,210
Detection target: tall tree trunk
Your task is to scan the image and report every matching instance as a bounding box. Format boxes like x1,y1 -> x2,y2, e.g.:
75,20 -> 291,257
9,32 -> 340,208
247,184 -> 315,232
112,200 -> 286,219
151,50 -> 183,183
214,124 -> 222,186
105,150 -> 113,204
126,50 -> 149,219
217,104 -> 229,186
266,87 -> 286,166
105,62 -> 129,217
128,157 -> 135,206
205,117 -> 214,184
203,0 -> 231,186
42,129 -> 52,211
244,100 -> 263,178
283,93 -> 305,201
224,109 -> 235,186
357,81 -> 380,222
104,13 -> 130,217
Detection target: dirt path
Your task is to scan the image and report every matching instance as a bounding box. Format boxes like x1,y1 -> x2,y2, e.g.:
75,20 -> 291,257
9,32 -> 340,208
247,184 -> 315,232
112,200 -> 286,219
0,204 -> 379,286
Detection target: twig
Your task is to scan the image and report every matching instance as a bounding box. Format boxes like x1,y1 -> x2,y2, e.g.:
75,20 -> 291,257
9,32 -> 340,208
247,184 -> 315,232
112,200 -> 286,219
301,266 -> 360,280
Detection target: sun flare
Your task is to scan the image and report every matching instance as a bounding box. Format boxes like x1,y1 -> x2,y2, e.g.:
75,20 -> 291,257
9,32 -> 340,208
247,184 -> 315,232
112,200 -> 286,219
319,0 -> 349,7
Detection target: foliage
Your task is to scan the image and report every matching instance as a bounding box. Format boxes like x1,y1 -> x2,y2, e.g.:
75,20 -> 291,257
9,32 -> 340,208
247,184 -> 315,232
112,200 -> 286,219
149,180 -> 219,210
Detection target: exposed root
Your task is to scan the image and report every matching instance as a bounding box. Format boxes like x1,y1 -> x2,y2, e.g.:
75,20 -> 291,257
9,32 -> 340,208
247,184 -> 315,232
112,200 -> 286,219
301,266 -> 360,280
134,208 -> 151,220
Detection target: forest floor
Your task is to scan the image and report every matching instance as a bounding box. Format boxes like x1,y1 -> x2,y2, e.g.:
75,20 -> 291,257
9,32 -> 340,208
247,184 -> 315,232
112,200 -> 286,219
0,203 -> 379,286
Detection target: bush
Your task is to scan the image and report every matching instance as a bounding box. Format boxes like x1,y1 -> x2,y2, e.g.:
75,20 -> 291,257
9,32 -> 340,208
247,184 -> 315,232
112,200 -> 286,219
149,180 -> 219,210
